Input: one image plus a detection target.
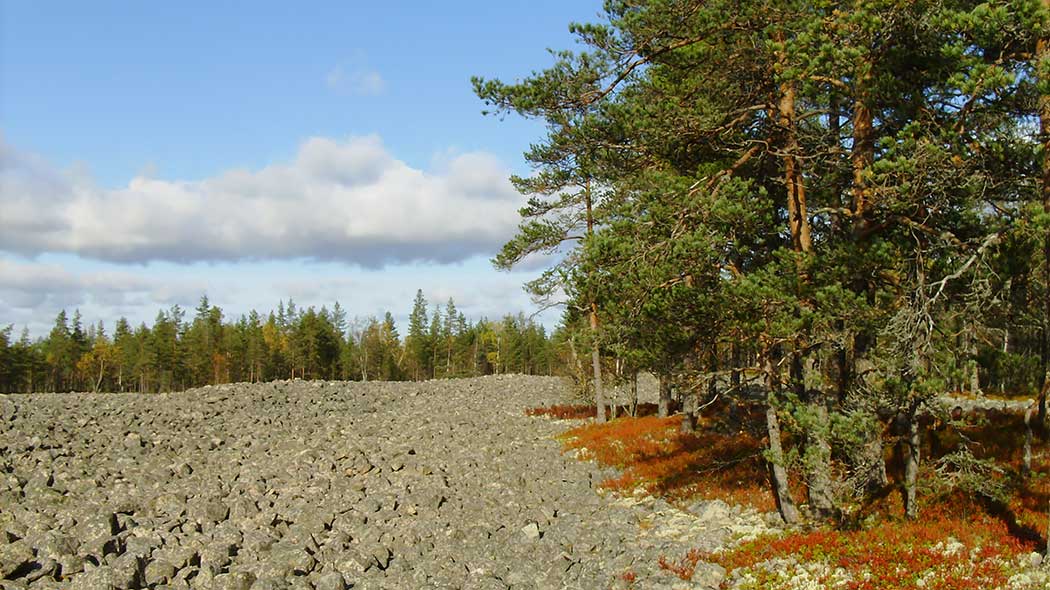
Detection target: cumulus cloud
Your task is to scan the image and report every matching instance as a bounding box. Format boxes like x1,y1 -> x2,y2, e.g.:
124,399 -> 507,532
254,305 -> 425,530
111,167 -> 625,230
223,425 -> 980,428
0,135 -> 523,267
326,65 -> 387,96
0,254 -> 558,340
0,257 -> 156,314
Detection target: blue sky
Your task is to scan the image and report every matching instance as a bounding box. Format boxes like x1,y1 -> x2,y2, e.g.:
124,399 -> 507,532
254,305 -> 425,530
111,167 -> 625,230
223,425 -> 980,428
0,1 -> 604,336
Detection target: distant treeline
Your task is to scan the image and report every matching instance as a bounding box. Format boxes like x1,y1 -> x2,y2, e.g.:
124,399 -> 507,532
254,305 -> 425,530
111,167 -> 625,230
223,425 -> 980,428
0,290 -> 556,393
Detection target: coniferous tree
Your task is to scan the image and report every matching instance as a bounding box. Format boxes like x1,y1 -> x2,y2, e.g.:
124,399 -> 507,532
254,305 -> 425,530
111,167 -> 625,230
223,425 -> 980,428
407,290 -> 431,380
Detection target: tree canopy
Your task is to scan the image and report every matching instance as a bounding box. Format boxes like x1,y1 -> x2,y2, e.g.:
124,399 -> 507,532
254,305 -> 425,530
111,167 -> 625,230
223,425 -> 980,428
477,0 -> 1050,522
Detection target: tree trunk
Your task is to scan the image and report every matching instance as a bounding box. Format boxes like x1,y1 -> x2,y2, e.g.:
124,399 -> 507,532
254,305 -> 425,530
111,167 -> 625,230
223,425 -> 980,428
837,330 -> 851,406
590,308 -> 605,423
731,343 -> 741,391
778,80 -> 812,254
708,344 -> 719,400
584,174 -> 606,424
680,386 -> 696,433
778,48 -> 829,521
658,374 -> 672,418
361,348 -> 369,382
902,411 -> 921,519
847,404 -> 889,498
767,399 -> 800,524
765,349 -> 800,524
848,59 -> 876,404
851,74 -> 874,226
630,372 -> 639,417
1025,404 -> 1035,477
94,357 -> 105,393
803,387 -> 836,520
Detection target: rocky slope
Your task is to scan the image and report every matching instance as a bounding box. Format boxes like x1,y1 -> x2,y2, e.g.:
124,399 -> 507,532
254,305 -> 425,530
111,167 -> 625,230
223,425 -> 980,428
0,376 -> 773,590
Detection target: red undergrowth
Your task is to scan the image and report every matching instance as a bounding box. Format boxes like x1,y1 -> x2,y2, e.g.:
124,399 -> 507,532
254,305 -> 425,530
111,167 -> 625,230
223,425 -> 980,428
556,397 -> 1050,589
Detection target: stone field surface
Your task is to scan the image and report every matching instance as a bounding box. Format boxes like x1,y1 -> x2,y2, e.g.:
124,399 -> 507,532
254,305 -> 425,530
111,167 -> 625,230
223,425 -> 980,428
0,376 -> 773,589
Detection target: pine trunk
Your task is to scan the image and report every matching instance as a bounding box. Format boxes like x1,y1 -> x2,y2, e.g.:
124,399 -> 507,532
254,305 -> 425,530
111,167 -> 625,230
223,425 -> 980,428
765,349 -> 799,524
658,374 -> 672,418
1025,405 -> 1035,477
590,307 -> 605,424
583,177 -> 606,424
779,50 -> 832,521
731,343 -> 741,391
680,387 -> 696,433
630,372 -> 639,417
902,412 -> 921,519
803,388 -> 836,520
95,358 -> 104,393
767,400 -> 800,524
777,79 -> 812,253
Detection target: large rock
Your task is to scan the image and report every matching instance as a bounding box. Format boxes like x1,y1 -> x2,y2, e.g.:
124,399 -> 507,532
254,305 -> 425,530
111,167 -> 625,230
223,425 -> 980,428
0,540 -> 34,578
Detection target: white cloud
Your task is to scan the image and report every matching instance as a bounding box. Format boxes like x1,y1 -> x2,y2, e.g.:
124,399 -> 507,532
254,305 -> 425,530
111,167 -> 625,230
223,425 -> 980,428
0,258 -> 153,306
326,65 -> 387,96
0,257 -> 158,334
0,255 -> 560,340
0,135 -> 523,267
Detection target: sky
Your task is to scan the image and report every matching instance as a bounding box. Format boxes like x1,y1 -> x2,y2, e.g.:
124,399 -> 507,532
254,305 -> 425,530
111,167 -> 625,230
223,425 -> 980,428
0,1 -> 606,338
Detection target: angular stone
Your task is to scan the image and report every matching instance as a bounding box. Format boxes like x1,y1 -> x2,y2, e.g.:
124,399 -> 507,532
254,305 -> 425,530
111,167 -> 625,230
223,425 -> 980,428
691,562 -> 726,590
191,498 -> 229,524
212,571 -> 255,590
249,577 -> 290,590
312,571 -> 347,590
73,513 -> 118,557
123,432 -> 143,451
69,565 -> 120,590
689,500 -> 732,523
106,552 -> 143,588
152,545 -> 198,570
0,540 -> 34,578
521,522 -> 541,540
144,559 -> 177,586
152,493 -> 187,518
200,541 -> 234,574
335,551 -> 373,575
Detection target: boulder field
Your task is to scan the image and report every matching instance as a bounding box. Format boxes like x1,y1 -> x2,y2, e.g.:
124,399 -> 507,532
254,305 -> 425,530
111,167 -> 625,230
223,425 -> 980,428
0,376 -> 773,589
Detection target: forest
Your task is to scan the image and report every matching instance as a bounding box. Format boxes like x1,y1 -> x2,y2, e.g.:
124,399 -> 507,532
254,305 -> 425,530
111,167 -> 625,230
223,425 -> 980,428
0,290 -> 554,393
472,0 -> 1050,534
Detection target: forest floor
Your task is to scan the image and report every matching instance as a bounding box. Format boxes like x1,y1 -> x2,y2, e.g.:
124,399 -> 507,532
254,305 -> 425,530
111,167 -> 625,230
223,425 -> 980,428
539,388 -> 1050,590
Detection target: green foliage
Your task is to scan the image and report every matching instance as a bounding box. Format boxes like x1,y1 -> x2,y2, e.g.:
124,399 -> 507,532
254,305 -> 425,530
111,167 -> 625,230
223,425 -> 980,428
932,448 -> 1010,504
479,0 -> 1050,520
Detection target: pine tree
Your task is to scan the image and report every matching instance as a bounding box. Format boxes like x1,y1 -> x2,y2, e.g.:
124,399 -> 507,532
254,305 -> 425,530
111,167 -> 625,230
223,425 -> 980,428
407,290 -> 431,380
444,298 -> 459,376
428,304 -> 443,378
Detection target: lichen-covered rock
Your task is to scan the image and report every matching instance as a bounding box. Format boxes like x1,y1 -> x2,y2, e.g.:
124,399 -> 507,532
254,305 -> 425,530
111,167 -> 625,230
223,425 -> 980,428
0,540 -> 34,579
